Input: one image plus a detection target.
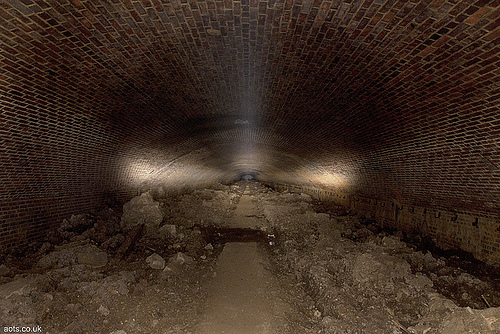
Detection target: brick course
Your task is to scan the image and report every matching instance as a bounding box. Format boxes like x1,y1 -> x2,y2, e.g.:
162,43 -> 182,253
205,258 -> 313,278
0,1 -> 499,260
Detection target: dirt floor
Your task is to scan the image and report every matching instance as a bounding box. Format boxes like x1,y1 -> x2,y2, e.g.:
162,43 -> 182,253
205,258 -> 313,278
196,188 -> 293,333
1,181 -> 499,333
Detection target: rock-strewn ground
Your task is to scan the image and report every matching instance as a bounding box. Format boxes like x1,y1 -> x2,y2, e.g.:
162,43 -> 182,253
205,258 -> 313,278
0,181 -> 499,333
258,184 -> 500,334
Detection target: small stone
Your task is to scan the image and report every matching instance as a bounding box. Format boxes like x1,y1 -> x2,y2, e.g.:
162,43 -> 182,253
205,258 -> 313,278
163,266 -> 174,273
159,265 -> 181,278
39,242 -> 54,254
170,252 -> 194,265
146,253 -> 165,269
408,324 -> 432,334
322,316 -> 335,327
65,303 -> 82,313
0,264 -> 9,276
160,224 -> 177,237
381,236 -> 404,248
102,234 -> 125,251
204,243 -> 214,251
110,331 -> 127,334
43,293 -> 54,301
98,305 -> 110,316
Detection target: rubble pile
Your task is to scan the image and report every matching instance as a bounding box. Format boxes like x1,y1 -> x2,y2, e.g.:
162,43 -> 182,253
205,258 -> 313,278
261,191 -> 500,334
0,192 -> 220,334
159,186 -> 240,228
0,181 -> 499,333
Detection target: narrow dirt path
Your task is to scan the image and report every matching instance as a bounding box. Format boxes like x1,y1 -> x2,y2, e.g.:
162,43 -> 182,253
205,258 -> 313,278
196,242 -> 289,333
196,184 -> 290,333
225,184 -> 261,229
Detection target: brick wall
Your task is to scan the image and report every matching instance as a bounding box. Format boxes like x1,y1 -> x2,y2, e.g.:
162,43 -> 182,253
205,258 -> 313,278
1,1 -> 499,256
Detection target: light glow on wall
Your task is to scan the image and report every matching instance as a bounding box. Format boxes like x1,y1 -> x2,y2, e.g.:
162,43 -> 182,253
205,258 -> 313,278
116,146 -> 226,192
313,171 -> 348,187
295,161 -> 358,190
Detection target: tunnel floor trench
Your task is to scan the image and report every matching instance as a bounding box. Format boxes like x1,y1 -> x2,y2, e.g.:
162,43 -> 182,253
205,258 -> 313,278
196,242 -> 288,333
196,188 -> 291,333
0,181 -> 499,333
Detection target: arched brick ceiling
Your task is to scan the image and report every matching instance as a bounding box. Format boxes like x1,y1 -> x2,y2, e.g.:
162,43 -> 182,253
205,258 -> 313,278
0,0 -> 499,217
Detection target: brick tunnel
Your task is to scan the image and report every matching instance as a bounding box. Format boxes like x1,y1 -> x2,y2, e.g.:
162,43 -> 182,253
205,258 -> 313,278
1,0 -> 500,332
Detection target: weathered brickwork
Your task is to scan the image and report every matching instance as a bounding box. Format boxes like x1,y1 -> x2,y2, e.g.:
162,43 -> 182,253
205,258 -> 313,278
0,1 -> 499,256
0,194 -> 103,250
269,182 -> 500,265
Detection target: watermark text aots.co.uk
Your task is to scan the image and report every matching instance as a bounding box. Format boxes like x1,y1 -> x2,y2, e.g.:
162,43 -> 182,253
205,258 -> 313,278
3,326 -> 42,333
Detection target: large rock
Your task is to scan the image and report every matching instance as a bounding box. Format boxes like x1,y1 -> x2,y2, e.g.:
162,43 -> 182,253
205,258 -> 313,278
437,307 -> 500,333
409,293 -> 500,334
146,253 -> 165,269
121,192 -> 165,229
0,278 -> 34,299
76,244 -> 108,267
37,248 -> 78,269
352,253 -> 411,285
37,242 -> 107,269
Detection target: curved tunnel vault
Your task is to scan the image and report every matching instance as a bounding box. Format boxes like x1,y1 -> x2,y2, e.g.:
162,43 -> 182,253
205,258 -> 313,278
0,1 -> 499,260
